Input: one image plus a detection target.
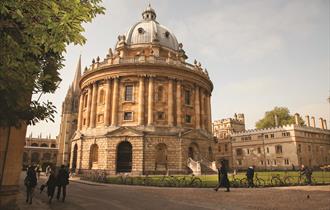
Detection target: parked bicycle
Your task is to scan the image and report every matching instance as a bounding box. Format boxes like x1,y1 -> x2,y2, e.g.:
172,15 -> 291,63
182,175 -> 202,187
270,173 -> 293,186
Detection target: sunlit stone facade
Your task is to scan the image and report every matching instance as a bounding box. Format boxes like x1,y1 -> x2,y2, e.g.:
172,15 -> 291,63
70,5 -> 214,175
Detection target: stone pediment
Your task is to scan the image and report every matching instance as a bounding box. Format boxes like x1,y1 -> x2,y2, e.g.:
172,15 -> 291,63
106,127 -> 144,137
181,129 -> 210,140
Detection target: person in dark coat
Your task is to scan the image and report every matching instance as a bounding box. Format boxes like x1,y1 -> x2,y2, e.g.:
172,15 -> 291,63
24,165 -> 38,204
214,161 -> 230,192
46,170 -> 57,203
246,166 -> 255,188
56,165 -> 69,202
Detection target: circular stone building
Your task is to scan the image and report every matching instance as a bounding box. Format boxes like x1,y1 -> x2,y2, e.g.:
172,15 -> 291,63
70,5 -> 214,175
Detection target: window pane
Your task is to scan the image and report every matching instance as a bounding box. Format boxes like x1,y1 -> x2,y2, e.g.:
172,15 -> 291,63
124,112 -> 133,120
125,85 -> 133,101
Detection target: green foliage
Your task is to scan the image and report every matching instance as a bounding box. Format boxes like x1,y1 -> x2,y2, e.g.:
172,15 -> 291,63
0,0 -> 105,126
256,107 -> 305,129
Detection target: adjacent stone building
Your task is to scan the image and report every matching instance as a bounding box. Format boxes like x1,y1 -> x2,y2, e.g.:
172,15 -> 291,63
213,114 -> 330,170
57,57 -> 81,166
23,136 -> 58,170
69,5 -> 215,175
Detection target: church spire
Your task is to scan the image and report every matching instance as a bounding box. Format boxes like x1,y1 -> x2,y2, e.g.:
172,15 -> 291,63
72,55 -> 81,93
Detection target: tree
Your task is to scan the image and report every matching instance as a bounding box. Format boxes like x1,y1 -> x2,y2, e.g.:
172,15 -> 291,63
0,0 -> 105,127
256,107 -> 304,129
0,1 -> 104,207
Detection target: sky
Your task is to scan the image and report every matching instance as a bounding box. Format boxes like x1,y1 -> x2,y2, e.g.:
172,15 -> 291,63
27,0 -> 330,138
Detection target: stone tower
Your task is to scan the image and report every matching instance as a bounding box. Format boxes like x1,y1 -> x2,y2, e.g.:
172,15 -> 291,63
57,56 -> 81,166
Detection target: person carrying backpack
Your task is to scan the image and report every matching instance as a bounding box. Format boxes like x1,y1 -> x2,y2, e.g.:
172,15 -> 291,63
24,165 -> 38,204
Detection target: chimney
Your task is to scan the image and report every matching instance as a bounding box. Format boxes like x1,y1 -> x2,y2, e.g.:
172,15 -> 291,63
305,115 -> 310,127
274,115 -> 279,127
319,117 -> 324,129
323,119 -> 328,129
294,113 -> 299,125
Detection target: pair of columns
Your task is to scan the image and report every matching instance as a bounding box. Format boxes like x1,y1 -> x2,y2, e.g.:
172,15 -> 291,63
77,77 -> 212,132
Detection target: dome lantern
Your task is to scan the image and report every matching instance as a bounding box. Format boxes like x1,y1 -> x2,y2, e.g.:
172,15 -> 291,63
142,4 -> 156,20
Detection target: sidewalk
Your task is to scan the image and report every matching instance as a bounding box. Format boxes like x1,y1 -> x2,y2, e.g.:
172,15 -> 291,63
69,176 -> 107,186
16,191 -> 50,210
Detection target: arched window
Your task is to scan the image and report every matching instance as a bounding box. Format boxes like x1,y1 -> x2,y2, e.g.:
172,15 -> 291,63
23,152 -> 28,163
89,144 -> 99,169
51,144 -> 56,148
116,141 -> 132,173
43,153 -> 51,161
31,143 -> 38,147
40,143 -> 48,147
31,152 -> 40,163
99,89 -> 105,104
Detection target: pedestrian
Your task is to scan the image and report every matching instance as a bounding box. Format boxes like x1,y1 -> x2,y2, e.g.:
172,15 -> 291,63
56,165 -> 69,202
46,165 -> 51,176
46,171 -> 57,203
302,166 -> 313,185
24,165 -> 38,204
246,165 -> 255,188
214,160 -> 230,192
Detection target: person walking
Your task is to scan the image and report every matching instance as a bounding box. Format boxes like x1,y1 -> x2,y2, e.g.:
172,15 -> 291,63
214,160 -> 230,192
35,164 -> 41,179
45,165 -> 51,176
24,165 -> 38,204
246,165 -> 255,188
56,165 -> 69,202
46,171 -> 57,203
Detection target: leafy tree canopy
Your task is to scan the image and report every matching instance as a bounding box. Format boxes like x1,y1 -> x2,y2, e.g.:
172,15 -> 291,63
0,0 -> 105,127
255,107 -> 304,129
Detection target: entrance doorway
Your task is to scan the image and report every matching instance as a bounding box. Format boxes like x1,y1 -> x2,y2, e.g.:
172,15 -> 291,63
72,144 -> 78,170
116,141 -> 132,173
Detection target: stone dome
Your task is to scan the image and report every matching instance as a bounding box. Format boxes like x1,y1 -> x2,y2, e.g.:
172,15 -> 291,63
124,4 -> 179,51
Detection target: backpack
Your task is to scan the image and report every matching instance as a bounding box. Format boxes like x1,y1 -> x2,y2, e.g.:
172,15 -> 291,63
24,176 -> 31,187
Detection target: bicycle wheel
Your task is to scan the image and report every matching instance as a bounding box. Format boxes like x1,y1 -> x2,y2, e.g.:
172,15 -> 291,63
284,176 -> 293,186
190,178 -> 202,188
240,178 -> 248,187
255,178 -> 265,188
271,177 -> 281,186
230,179 -> 240,188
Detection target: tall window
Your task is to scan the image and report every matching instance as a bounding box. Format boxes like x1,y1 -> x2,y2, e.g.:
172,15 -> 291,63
224,144 -> 228,152
125,85 -> 133,101
157,86 -> 164,102
266,147 -> 269,153
257,147 -> 261,154
157,112 -> 165,120
236,148 -> 243,156
275,145 -> 283,154
184,90 -> 191,105
99,89 -> 105,104
83,94 -> 88,108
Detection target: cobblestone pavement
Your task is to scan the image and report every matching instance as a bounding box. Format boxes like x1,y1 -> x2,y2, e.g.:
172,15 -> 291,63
17,174 -> 330,210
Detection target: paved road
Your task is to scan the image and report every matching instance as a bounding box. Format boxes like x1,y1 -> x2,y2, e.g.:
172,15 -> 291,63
18,174 -> 330,210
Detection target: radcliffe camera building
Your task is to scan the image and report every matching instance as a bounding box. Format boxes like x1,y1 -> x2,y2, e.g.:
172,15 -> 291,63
59,5 -> 215,175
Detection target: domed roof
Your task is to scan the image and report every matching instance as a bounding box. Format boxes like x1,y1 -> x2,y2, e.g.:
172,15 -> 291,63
125,5 -> 179,51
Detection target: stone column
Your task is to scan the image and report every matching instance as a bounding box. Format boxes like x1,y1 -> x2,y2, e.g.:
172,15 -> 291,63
195,85 -> 201,129
305,115 -> 310,127
111,77 -> 119,126
104,79 -> 111,126
90,82 -> 98,128
168,79 -> 174,126
147,76 -> 154,126
311,116 -> 316,127
86,85 -> 93,127
200,90 -> 205,130
319,117 -> 324,129
207,93 -> 212,132
294,113 -> 299,125
323,119 -> 328,129
176,80 -> 182,127
138,77 -> 145,125
77,93 -> 84,130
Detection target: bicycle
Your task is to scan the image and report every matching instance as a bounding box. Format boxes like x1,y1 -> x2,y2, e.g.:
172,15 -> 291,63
270,174 -> 292,186
230,174 -> 241,188
182,175 -> 202,187
297,174 -> 316,185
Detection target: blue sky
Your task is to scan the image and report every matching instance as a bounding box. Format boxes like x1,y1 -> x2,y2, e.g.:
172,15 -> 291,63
27,0 -> 330,138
